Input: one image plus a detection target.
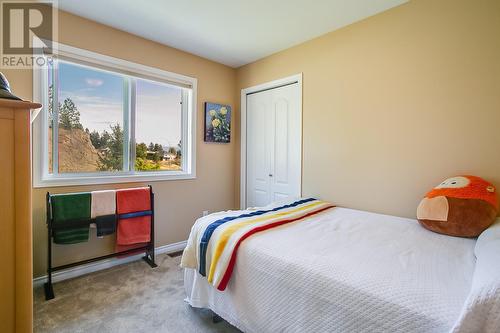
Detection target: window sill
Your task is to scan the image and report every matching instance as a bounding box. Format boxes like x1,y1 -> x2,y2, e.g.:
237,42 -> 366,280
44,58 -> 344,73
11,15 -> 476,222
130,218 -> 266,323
33,172 -> 196,188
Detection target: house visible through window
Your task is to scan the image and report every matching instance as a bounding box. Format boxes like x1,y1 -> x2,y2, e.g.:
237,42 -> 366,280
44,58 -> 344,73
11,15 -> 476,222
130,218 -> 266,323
34,43 -> 196,187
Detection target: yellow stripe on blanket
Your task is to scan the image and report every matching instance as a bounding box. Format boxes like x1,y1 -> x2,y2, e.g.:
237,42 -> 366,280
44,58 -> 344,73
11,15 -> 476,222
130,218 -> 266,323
207,200 -> 327,283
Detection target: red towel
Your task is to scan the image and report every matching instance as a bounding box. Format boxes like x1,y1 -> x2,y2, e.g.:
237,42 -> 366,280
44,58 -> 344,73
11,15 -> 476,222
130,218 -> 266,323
116,187 -> 151,245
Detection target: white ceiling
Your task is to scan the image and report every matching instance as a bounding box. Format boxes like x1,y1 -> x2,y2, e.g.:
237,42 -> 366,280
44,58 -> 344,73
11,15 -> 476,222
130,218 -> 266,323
56,0 -> 408,68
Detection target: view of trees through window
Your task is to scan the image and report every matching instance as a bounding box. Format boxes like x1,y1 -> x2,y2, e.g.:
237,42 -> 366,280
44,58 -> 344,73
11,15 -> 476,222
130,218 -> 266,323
48,61 -> 183,174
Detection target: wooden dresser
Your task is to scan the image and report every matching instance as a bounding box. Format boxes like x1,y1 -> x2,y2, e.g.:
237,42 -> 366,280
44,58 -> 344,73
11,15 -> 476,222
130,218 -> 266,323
0,99 -> 41,333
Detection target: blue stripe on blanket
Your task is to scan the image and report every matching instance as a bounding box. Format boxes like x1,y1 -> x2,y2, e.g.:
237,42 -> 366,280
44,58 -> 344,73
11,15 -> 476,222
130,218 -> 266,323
198,198 -> 316,276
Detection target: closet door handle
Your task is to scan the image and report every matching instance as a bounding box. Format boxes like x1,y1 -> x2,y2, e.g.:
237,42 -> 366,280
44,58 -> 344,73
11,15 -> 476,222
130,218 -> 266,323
269,174 -> 273,177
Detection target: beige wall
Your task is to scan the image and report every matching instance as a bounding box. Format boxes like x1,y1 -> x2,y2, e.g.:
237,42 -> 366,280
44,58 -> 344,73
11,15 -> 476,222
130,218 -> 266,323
5,0 -> 500,278
4,11 -> 237,277
236,0 -> 500,218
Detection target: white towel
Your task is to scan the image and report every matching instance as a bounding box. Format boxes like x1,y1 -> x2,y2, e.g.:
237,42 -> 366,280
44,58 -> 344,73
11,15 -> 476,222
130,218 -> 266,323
91,190 -> 116,218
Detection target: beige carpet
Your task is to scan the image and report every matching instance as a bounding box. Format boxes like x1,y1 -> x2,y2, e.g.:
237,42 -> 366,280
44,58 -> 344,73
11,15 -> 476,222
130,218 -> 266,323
34,253 -> 241,333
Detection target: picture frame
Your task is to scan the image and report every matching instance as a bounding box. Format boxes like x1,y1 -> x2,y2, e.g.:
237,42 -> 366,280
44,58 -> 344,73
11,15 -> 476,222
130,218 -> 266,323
204,102 -> 231,143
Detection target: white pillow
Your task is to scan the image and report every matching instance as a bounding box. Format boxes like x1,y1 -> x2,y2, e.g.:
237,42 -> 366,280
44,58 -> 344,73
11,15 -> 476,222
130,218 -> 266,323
475,217 -> 500,258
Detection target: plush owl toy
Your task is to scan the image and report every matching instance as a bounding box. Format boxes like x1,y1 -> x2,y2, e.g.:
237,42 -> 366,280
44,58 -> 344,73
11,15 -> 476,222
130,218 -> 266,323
417,176 -> 498,237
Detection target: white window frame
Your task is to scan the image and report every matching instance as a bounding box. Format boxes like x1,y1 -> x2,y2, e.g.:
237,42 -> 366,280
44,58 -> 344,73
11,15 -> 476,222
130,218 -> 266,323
33,42 -> 197,187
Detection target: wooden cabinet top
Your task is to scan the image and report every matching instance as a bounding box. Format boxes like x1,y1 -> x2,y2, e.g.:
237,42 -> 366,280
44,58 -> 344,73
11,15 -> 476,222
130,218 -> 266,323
0,99 -> 42,110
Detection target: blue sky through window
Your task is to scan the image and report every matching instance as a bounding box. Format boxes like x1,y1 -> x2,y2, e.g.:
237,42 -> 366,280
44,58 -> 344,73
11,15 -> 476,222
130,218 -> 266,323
58,61 -> 182,148
136,79 -> 182,149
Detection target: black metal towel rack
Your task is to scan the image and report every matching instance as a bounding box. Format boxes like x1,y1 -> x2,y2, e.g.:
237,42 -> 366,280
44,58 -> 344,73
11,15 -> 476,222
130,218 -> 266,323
44,185 -> 157,300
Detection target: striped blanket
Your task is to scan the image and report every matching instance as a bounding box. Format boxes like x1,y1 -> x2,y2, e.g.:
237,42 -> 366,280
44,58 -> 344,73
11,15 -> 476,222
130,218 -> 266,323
181,198 -> 334,291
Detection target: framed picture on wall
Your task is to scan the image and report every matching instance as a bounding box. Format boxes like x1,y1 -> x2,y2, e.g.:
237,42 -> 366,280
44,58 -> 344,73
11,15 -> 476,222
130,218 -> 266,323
204,102 -> 231,143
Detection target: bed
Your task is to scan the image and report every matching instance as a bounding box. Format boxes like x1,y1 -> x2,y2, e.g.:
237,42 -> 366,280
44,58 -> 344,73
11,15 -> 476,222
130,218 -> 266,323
182,199 -> 500,333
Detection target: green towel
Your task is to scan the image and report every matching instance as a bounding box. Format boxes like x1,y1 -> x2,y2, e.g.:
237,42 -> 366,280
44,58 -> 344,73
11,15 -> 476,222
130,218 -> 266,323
51,192 -> 91,244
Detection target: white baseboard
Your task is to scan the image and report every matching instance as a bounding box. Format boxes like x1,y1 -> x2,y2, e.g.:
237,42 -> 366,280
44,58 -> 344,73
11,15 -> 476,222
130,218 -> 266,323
33,240 -> 187,288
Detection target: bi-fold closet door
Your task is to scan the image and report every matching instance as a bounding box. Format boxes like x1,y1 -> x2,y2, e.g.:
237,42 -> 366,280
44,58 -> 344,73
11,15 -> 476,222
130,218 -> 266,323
246,83 -> 301,208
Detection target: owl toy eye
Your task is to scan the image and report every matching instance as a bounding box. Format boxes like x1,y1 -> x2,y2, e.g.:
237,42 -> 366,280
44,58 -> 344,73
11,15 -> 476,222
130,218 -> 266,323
435,176 -> 470,189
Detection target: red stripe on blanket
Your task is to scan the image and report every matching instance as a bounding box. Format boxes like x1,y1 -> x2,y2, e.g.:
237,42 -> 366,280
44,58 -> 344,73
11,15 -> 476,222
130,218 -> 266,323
217,205 -> 335,291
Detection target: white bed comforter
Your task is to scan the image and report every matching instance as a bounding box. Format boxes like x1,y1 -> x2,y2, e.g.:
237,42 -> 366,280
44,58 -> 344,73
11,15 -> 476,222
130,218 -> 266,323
184,205 -> 500,333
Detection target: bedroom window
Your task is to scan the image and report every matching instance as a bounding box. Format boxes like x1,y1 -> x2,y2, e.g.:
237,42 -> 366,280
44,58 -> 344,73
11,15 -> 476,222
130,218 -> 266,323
33,43 -> 197,187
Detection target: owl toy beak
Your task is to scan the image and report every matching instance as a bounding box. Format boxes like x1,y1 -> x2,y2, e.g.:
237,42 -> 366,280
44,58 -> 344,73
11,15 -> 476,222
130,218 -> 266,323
417,196 -> 449,221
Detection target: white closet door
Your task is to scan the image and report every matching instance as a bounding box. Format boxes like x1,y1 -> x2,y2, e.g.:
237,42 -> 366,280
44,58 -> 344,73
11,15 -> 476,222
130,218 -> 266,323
246,83 -> 301,208
246,90 -> 272,207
